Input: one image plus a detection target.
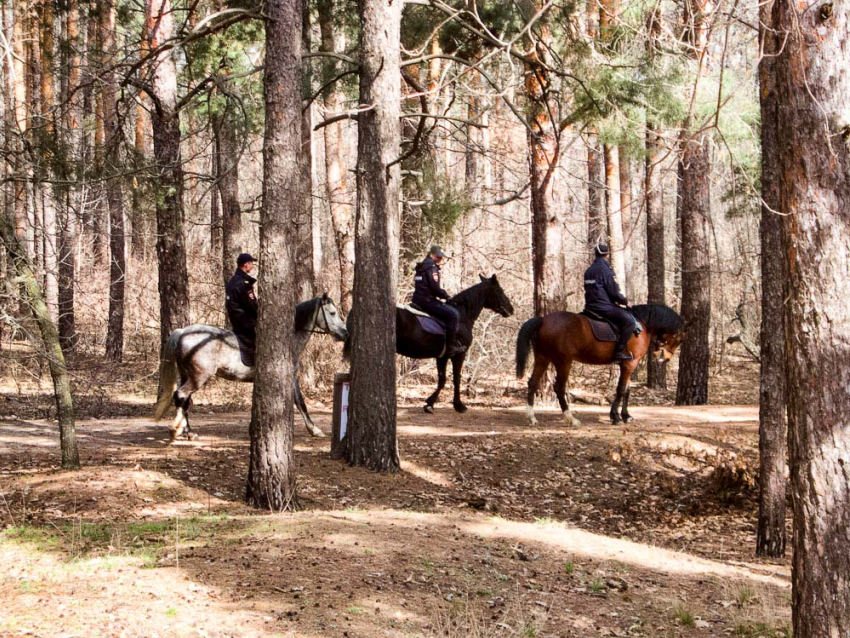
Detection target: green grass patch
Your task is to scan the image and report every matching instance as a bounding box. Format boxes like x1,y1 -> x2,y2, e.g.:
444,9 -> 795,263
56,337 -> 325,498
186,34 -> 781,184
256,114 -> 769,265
564,561 -> 574,575
673,602 -> 695,627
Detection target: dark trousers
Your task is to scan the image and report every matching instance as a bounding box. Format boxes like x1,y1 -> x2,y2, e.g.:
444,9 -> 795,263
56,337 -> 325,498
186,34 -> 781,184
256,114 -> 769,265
591,305 -> 635,350
416,300 -> 460,345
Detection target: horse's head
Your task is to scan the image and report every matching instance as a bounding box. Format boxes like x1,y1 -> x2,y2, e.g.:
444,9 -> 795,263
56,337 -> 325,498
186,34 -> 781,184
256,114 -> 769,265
479,273 -> 514,318
651,330 -> 686,364
315,293 -> 349,342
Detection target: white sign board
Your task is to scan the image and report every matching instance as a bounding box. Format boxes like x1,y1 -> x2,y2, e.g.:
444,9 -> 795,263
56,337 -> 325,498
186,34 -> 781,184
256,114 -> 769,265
339,381 -> 350,440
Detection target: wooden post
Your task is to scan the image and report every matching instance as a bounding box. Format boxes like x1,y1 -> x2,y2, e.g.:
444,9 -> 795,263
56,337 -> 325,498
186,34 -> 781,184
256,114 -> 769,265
330,372 -> 351,459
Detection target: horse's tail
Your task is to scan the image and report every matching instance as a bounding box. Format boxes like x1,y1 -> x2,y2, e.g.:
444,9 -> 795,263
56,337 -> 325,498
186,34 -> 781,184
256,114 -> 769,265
153,329 -> 182,421
516,316 -> 543,378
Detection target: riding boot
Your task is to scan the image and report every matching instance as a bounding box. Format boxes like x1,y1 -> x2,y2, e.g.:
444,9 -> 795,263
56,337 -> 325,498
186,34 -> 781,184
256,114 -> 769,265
613,343 -> 634,361
444,328 -> 463,358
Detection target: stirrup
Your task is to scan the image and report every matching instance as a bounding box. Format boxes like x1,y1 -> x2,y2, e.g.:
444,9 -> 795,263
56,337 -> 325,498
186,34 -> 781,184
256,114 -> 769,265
613,349 -> 634,361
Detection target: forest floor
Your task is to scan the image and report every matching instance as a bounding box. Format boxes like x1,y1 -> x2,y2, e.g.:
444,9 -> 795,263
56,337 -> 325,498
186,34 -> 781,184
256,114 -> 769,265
0,353 -> 792,638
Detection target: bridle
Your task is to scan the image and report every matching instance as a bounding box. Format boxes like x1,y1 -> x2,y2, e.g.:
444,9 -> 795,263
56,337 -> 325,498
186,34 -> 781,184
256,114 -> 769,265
306,298 -> 332,335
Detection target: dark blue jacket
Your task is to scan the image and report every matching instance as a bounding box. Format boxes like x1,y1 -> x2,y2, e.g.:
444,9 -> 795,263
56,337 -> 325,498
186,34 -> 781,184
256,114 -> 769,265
583,257 -> 627,311
225,269 -> 258,333
413,257 -> 449,306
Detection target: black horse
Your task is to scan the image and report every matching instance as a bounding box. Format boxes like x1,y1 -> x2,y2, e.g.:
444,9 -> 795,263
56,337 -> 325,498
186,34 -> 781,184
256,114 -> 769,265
345,274 -> 514,413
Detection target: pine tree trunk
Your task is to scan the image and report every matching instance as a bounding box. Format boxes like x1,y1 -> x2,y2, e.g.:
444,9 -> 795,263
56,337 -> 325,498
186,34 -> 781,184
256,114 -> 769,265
754,0 -> 786,559
645,126 -> 666,389
526,8 -> 566,317
644,6 -> 666,389
675,137 -> 711,405
675,0 -> 712,406
146,0 -> 190,344
101,0 -> 125,362
213,103 -> 242,285
586,132 -> 605,251
317,0 -> 353,312
246,0 -> 301,511
58,0 -> 80,354
11,0 -> 28,255
38,0 -> 59,324
618,153 -> 634,300
1,215 -> 79,469
604,144 -> 627,286
296,0 -> 315,300
344,0 -> 401,473
775,0 -> 850,629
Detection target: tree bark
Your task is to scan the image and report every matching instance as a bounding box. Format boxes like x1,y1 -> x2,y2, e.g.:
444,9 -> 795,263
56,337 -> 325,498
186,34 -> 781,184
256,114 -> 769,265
101,0 -> 125,362
245,0 -> 302,511
775,0 -> 850,630
344,0 -> 401,472
317,0 -> 354,312
754,0 -> 786,559
145,0 -> 190,344
645,7 -> 666,389
618,153 -> 634,300
58,0 -> 80,354
675,0 -> 712,406
212,99 -> 242,285
295,0 -> 315,301
525,5 -> 566,317
586,133 -> 605,251
38,0 -> 59,324
1,213 -> 80,469
604,144 -> 627,286
675,137 -> 711,405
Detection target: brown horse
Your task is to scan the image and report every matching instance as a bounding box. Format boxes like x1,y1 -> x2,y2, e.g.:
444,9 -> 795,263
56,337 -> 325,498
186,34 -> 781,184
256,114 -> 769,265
515,304 -> 685,426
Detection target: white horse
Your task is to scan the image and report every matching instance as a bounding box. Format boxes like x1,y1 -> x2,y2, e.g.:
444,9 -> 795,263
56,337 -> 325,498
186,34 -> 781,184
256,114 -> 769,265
154,294 -> 348,442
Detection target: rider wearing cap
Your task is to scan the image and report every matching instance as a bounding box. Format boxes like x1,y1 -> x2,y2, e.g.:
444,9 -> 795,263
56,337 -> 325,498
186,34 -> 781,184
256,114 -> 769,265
226,253 -> 259,349
583,244 -> 635,361
413,245 -> 462,357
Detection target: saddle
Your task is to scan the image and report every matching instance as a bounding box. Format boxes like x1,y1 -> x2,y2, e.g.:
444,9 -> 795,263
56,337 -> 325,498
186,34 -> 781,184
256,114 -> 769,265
398,303 -> 446,335
234,333 -> 256,367
579,309 -> 641,343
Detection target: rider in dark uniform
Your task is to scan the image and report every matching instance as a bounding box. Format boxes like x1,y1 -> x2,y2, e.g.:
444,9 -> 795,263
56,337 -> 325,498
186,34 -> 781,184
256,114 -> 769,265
225,253 -> 259,352
413,245 -> 462,356
583,244 -> 635,361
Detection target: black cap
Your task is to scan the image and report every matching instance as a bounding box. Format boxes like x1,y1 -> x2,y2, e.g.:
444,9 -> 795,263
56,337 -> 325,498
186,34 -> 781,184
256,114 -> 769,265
595,244 -> 610,257
237,253 -> 258,266
429,245 -> 446,258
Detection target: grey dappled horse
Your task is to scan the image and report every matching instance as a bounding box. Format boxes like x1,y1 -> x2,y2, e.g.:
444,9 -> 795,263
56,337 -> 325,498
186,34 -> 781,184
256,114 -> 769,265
154,294 -> 348,442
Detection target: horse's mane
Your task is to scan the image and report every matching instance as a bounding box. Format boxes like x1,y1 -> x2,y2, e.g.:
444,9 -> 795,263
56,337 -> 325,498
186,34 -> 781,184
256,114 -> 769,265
631,304 -> 683,334
448,280 -> 489,309
295,297 -> 320,332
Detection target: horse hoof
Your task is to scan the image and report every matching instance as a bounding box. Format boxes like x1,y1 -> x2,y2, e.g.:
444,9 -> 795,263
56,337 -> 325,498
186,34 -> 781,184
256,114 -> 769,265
454,403 -> 468,414
424,405 -> 434,414
611,418 -> 622,426
622,416 -> 634,424
563,414 -> 581,427
188,432 -> 199,441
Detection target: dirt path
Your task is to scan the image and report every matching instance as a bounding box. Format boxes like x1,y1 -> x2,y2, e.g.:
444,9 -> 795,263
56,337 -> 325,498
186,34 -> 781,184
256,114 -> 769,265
0,404 -> 791,637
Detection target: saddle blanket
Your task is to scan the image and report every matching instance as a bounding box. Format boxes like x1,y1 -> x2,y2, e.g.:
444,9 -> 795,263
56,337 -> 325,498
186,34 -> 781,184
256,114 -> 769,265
398,304 -> 446,336
579,311 -> 642,343
585,317 -> 618,343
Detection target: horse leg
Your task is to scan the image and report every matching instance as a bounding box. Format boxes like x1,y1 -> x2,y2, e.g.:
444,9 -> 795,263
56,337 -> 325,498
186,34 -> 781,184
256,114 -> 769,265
451,352 -> 468,413
294,377 -> 324,437
620,362 -> 638,423
610,363 -> 636,425
170,368 -> 208,442
554,361 -> 581,427
424,356 -> 449,414
526,356 -> 549,426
